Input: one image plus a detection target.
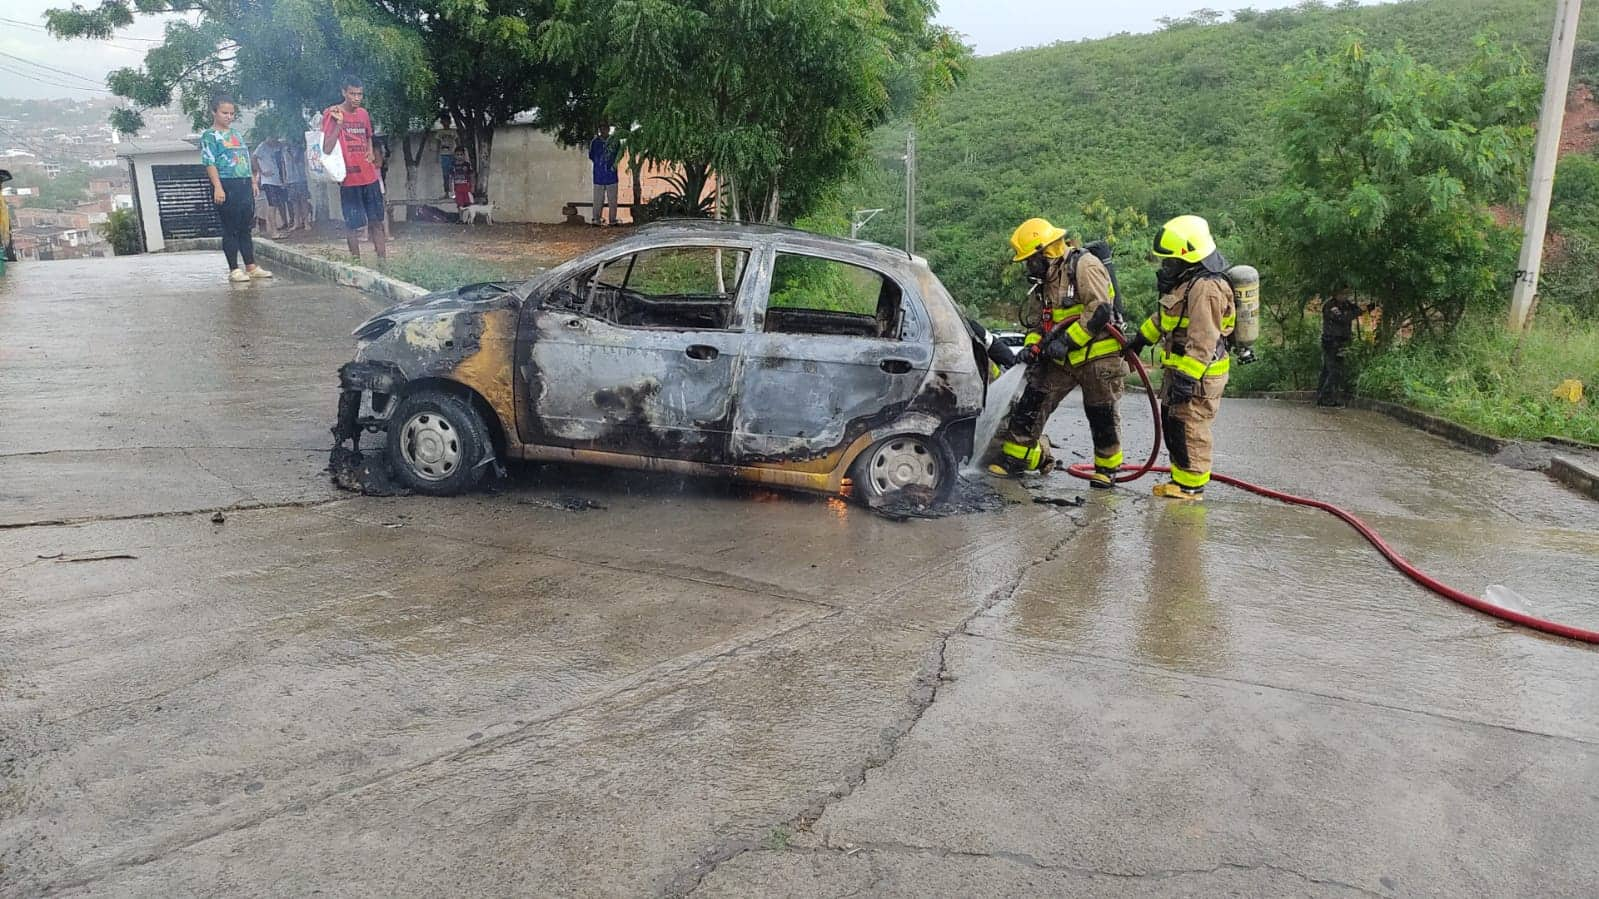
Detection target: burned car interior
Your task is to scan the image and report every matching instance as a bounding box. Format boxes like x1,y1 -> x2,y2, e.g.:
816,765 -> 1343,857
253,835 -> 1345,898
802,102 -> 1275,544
549,246 -> 750,331
541,244 -> 906,339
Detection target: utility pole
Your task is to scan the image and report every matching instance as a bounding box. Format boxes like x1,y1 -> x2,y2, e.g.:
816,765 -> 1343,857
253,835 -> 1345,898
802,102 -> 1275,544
904,126 -> 917,255
1510,0 -> 1583,331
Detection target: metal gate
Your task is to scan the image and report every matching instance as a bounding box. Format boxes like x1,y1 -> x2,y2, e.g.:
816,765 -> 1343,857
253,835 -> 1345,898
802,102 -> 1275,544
152,164 -> 221,240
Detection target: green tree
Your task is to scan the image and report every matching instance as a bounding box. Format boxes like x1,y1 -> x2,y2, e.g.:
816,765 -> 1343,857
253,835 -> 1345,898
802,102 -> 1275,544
45,0 -> 433,139
542,0 -> 968,223
364,0 -> 594,204
1260,36 -> 1540,343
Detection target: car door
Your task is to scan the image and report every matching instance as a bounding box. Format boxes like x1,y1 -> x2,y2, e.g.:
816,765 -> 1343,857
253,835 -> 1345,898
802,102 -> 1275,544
731,247 -> 933,467
519,242 -> 756,464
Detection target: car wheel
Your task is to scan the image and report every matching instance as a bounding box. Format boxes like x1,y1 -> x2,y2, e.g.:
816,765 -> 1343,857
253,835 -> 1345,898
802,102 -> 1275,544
850,434 -> 956,506
386,388 -> 490,496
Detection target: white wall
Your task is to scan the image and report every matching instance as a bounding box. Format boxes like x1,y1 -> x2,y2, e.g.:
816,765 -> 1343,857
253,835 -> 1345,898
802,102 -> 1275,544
128,149 -> 198,252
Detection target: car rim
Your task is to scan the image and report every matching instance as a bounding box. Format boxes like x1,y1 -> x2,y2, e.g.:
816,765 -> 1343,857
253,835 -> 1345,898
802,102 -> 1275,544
399,411 -> 462,481
868,438 -> 939,495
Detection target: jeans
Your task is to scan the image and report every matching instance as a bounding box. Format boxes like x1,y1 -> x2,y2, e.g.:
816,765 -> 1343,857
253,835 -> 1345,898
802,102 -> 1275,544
218,177 -> 255,270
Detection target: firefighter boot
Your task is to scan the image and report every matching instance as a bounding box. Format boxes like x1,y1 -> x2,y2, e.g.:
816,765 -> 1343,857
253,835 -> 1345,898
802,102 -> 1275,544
1152,481 -> 1204,502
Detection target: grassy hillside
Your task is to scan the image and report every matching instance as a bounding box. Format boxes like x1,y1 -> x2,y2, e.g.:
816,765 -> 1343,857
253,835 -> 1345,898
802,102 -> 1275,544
847,0 -> 1590,316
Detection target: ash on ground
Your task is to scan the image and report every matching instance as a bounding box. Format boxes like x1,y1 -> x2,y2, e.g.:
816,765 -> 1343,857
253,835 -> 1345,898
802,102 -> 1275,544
866,475 -> 1014,521
329,445 -> 410,497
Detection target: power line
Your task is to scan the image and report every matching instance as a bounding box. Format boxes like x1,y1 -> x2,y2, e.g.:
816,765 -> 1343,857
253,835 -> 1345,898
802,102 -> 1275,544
0,61 -> 112,94
0,50 -> 110,88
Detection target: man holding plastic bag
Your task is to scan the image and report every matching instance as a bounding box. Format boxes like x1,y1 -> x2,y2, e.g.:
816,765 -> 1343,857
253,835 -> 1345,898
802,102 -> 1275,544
319,75 -> 386,260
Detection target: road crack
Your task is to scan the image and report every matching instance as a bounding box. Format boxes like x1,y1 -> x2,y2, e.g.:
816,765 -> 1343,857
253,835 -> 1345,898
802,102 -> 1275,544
761,841 -> 1388,896
673,517 -> 1087,897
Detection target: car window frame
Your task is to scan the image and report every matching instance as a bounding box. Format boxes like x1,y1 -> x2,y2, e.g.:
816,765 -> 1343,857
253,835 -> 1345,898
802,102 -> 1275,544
753,245 -> 928,344
541,239 -> 762,333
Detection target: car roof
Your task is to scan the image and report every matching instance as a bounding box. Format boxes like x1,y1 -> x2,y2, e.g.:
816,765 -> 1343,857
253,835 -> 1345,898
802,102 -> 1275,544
623,220 -> 921,270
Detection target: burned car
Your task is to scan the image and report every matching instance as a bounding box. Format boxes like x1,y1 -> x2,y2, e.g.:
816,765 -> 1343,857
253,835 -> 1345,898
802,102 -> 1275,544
333,222 -> 986,503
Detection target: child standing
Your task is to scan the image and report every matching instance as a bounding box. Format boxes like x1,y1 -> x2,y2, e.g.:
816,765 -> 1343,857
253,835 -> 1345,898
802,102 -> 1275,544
201,94 -> 272,283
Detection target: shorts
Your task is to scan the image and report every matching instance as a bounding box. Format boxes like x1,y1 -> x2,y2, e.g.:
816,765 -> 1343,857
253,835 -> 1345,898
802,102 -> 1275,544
262,183 -> 289,208
340,181 -> 385,231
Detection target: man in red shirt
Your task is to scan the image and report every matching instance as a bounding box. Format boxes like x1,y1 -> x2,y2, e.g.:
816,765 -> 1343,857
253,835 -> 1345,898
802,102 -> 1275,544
321,75 -> 386,259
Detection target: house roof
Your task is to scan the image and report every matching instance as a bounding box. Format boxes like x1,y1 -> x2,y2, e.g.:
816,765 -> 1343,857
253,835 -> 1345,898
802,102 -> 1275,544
116,137 -> 200,158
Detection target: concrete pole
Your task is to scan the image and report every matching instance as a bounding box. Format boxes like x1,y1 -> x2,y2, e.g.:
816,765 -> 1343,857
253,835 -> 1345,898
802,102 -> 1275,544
1510,0 -> 1584,331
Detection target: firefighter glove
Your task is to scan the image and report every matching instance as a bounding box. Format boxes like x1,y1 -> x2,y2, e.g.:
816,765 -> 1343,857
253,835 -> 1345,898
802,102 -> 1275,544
1166,372 -> 1198,405
1122,331 -> 1149,356
1084,304 -> 1112,334
1042,332 -> 1074,362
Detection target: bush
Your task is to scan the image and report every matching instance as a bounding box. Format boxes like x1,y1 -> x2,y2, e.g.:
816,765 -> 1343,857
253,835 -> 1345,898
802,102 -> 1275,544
1355,311 -> 1599,442
99,208 -> 142,256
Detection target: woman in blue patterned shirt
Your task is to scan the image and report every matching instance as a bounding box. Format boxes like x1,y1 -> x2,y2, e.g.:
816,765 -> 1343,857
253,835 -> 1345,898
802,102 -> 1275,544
200,94 -> 272,283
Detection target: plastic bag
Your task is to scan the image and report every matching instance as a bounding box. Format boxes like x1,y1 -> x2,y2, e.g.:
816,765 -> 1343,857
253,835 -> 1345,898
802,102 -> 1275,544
306,128 -> 345,184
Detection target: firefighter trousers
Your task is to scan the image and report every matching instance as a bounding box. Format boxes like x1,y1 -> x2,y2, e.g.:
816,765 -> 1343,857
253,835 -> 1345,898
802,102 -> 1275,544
1160,372 -> 1228,490
990,354 -> 1127,472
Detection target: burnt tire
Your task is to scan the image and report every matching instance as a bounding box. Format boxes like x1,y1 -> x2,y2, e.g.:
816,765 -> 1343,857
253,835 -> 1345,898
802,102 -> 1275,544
386,388 -> 490,496
850,433 -> 956,507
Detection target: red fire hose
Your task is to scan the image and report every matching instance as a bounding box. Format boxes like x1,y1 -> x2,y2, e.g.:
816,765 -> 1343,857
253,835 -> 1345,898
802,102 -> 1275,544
1060,326 -> 1599,645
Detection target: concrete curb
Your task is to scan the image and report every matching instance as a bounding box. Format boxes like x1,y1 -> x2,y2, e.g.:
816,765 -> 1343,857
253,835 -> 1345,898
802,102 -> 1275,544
1237,390 -> 1509,453
1550,456 -> 1599,501
163,237 -> 430,303
1347,397 -> 1510,455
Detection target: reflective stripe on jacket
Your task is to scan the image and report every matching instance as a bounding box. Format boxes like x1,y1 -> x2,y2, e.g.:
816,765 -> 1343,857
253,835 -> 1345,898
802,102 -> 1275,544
1137,274 -> 1233,380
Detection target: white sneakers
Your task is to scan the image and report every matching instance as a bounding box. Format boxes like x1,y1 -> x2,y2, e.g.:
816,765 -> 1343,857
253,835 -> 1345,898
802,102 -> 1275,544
228,266 -> 274,283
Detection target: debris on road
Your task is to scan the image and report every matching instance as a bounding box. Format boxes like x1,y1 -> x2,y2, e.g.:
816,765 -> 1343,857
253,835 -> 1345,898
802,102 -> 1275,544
328,444 -> 410,497
1032,494 -> 1085,508
866,476 -> 1010,521
211,511 -> 226,524
40,552 -> 139,563
516,496 -> 606,512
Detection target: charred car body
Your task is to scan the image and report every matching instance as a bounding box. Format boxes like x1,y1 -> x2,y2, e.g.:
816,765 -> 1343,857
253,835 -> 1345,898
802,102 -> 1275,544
333,222 -> 987,503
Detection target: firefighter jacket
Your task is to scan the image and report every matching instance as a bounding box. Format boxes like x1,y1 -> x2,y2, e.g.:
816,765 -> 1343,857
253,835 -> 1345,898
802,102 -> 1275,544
1022,251 -> 1122,368
1137,272 -> 1235,384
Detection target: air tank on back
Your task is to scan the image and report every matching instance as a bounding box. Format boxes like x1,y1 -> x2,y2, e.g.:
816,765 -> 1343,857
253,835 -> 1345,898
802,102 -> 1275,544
1226,264 -> 1260,364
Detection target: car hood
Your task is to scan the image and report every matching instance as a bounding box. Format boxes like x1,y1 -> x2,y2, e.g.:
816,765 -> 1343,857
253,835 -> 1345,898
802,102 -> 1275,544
355,281 -> 521,331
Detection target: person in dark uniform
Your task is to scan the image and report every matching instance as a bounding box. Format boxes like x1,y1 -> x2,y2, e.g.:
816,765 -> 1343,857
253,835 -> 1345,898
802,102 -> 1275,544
1317,293 -> 1365,407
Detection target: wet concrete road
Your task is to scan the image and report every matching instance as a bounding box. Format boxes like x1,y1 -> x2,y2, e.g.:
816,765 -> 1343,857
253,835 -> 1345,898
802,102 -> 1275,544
2,253 -> 1597,897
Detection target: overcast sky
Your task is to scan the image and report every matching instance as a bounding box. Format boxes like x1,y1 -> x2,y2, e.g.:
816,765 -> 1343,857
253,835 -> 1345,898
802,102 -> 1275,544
0,1 -> 1392,101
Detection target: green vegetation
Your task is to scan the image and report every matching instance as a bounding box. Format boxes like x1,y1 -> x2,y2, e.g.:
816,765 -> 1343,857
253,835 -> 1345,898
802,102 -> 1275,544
11,166 -> 93,211
1355,310 -> 1599,443
371,253 -> 511,292
768,254 -> 883,313
838,0 -> 1596,442
99,207 -> 141,255
1260,36 -> 1538,342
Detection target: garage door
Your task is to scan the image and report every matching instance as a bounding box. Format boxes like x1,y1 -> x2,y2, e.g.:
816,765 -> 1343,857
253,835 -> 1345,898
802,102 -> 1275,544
152,164 -> 222,240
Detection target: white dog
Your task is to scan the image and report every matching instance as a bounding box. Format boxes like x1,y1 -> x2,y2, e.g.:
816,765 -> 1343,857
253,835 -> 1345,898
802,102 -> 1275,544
460,202 -> 494,226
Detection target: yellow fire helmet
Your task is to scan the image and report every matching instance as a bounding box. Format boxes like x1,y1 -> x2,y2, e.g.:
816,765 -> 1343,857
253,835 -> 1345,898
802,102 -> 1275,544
1152,214 -> 1217,264
1010,217 -> 1068,262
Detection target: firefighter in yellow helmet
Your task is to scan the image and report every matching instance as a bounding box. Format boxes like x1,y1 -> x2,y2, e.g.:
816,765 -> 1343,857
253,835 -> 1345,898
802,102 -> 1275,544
985,217 -> 1128,487
1123,215 -> 1236,501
